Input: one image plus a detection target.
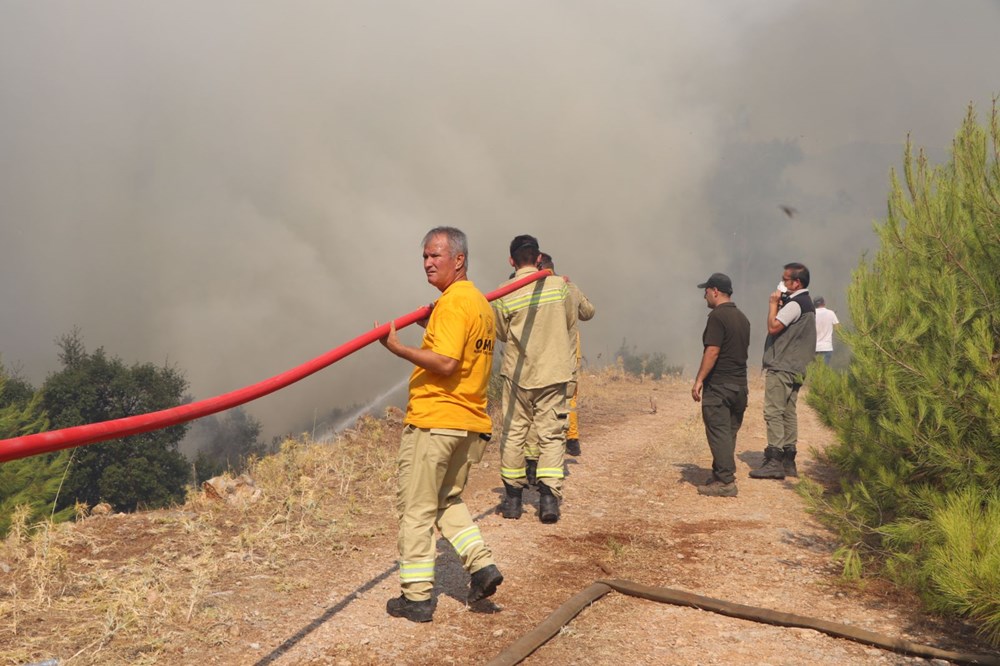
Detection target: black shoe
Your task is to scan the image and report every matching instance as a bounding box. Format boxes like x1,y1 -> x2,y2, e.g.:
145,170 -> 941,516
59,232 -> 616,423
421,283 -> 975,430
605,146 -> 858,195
749,446 -> 786,480
499,483 -> 523,520
565,439 -> 581,456
468,564 -> 504,603
697,479 -> 738,497
386,594 -> 435,623
525,459 -> 538,486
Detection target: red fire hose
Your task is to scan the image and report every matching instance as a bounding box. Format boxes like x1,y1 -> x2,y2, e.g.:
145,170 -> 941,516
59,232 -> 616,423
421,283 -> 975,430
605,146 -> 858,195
0,270 -> 552,463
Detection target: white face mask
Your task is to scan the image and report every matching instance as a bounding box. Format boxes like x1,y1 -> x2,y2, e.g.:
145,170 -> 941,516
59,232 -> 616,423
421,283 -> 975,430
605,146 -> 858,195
776,281 -> 789,294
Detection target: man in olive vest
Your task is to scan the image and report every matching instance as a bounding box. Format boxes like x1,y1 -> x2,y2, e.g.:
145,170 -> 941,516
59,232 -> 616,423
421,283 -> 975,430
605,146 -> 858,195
750,262 -> 816,480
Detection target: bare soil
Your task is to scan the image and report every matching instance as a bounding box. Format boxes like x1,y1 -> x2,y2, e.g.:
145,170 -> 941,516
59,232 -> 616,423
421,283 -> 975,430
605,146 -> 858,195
2,371 -> 995,665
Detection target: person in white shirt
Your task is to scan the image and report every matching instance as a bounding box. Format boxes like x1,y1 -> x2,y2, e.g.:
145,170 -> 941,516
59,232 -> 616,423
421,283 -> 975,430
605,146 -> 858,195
814,297 -> 840,365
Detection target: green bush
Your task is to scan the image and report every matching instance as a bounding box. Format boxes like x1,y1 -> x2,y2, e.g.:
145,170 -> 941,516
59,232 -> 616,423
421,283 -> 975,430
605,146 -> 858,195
806,103 -> 1000,643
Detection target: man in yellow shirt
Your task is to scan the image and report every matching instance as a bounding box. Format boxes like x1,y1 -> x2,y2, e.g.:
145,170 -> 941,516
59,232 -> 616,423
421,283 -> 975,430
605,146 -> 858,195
379,226 -> 502,623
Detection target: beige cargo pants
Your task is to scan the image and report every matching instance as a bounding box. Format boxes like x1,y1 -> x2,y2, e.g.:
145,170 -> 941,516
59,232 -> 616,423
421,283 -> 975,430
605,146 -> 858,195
396,425 -> 495,601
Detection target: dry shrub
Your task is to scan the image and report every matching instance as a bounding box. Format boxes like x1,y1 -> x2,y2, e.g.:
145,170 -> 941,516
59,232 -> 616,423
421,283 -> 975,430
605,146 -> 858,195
0,412 -> 403,665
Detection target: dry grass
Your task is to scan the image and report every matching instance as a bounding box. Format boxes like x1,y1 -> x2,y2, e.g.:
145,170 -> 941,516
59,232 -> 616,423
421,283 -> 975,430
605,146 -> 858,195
0,411 -> 400,665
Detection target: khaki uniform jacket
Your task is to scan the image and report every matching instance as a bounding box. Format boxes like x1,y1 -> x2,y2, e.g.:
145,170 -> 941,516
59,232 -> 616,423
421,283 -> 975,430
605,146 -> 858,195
495,266 -> 577,389
566,280 -> 595,341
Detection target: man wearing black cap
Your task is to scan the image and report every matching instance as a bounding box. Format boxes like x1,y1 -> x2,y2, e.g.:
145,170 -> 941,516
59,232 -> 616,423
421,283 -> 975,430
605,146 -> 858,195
692,273 -> 751,497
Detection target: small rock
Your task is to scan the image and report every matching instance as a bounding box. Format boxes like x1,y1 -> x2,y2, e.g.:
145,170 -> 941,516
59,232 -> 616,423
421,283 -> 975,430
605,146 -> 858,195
493,629 -> 504,637
250,643 -> 261,650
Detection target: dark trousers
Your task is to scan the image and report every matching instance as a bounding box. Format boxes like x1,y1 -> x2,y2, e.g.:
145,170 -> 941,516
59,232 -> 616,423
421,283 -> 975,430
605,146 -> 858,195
701,382 -> 748,484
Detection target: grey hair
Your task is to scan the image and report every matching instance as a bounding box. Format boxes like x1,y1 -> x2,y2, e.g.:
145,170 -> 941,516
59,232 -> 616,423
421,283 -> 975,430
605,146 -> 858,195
422,226 -> 469,264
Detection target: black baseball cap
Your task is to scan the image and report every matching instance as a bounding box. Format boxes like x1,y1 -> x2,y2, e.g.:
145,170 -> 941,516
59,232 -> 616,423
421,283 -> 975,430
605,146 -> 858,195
697,272 -> 733,295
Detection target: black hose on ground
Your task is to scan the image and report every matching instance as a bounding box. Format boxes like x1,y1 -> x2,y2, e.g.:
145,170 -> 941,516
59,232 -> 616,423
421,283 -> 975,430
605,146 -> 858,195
486,578 -> 1000,666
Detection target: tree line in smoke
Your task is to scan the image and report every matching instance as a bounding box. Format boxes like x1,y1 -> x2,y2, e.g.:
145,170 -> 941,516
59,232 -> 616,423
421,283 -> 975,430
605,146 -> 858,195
0,329 -> 266,536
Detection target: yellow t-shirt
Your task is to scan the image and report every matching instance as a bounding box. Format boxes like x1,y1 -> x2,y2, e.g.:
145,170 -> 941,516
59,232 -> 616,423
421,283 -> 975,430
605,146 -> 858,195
404,280 -> 494,433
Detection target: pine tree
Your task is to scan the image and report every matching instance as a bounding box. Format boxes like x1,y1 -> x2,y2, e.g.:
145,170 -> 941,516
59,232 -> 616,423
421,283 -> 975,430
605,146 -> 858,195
806,103 -> 1000,642
0,369 -> 68,536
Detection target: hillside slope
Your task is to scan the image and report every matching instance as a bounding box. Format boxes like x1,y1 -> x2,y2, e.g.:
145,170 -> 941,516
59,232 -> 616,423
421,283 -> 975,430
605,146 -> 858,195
2,371 -> 993,665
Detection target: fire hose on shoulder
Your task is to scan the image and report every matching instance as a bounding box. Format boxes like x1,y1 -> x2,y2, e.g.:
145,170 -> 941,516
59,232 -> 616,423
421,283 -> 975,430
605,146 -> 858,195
0,270 -> 552,463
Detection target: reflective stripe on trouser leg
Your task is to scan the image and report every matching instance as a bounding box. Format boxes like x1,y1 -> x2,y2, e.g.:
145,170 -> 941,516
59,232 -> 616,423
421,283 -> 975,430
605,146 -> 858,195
499,377 -> 531,487
397,426 -> 493,600
399,559 -> 435,589
533,382 -> 568,498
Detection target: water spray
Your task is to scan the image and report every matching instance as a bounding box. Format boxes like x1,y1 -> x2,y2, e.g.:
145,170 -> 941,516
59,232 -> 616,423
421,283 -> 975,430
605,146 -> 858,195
318,374 -> 410,443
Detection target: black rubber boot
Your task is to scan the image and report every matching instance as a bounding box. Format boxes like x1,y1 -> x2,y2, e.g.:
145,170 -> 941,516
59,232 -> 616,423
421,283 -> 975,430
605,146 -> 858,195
537,483 -> 560,524
386,594 -> 435,622
749,446 -> 786,480
468,564 -> 504,603
525,459 -> 538,486
499,483 -> 523,520
783,447 -> 798,478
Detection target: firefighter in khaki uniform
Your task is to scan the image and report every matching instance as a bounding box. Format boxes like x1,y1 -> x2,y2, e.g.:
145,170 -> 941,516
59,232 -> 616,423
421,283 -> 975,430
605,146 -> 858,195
523,253 -> 596,481
495,235 -> 577,524
539,253 -> 595,456
379,226 -> 503,623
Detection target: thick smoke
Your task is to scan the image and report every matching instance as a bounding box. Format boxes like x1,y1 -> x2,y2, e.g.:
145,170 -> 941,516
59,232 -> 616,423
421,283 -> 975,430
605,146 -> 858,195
1,2 -> 997,441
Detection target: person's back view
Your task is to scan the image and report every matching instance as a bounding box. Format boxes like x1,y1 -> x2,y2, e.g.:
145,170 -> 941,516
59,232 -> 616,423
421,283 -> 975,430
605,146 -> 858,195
536,252 -> 595,457
494,235 -> 577,523
813,296 -> 840,365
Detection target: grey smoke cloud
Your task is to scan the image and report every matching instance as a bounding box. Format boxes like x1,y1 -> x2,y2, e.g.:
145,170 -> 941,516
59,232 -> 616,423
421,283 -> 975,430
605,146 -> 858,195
1,2 -> 997,440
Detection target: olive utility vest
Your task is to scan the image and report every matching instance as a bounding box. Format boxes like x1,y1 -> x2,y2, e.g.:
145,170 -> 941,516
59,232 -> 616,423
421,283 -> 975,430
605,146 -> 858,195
762,291 -> 816,377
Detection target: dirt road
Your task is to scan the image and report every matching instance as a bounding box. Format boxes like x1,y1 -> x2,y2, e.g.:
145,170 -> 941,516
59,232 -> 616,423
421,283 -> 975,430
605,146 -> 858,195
240,372 -> 988,665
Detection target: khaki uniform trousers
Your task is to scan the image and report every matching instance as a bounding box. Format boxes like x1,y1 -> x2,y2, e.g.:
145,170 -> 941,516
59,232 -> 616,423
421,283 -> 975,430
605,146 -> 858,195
763,370 -> 800,451
396,425 -> 495,601
526,390 -> 577,456
499,377 -> 568,497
